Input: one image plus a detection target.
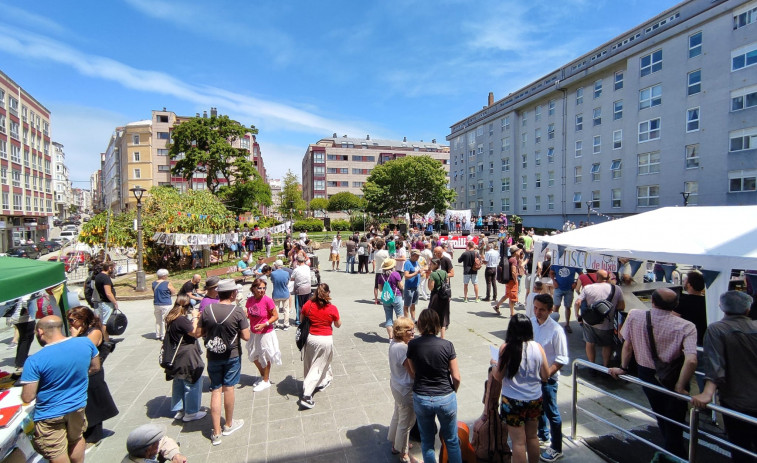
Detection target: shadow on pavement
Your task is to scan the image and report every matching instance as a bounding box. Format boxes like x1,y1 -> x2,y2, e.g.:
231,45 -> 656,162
354,331 -> 388,344
345,422 -> 391,448
144,395 -> 170,419
466,310 -> 502,318
275,374 -> 300,399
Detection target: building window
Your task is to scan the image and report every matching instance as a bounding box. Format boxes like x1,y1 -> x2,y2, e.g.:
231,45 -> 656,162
477,126 -> 484,136
535,128 -> 541,144
535,195 -> 541,211
685,144 -> 700,168
640,49 -> 663,76
502,137 -> 510,152
591,190 -> 600,208
314,180 -> 325,190
522,111 -> 528,127
575,140 -> 583,158
521,133 -> 527,150
489,142 -> 494,156
684,181 -> 699,205
591,163 -> 601,181
157,149 -> 168,156
502,158 -> 510,172
133,152 -> 141,162
686,108 -> 700,132
535,151 -> 541,166
640,84 -> 662,109
730,85 -> 757,111
313,166 -> 325,174
689,31 -> 702,58
547,147 -> 555,163
614,100 -> 623,120
132,135 -> 140,144
573,192 -> 582,209
548,171 -> 555,186
502,116 -> 510,130
732,43 -> 757,71
157,132 -> 170,140
574,166 -> 582,184
522,154 -> 528,169
548,100 -> 556,116
502,198 -> 511,212
734,4 -> 757,30
521,175 -> 527,190
327,167 -> 349,174
133,168 -> 141,179
613,130 -> 622,150
314,153 -> 325,163
489,123 -> 494,136
687,70 -> 701,95
638,118 -> 661,142
637,185 -> 660,206
729,127 -> 757,152
13,194 -> 21,211
614,70 -> 624,90
502,178 -> 510,192
594,80 -> 603,99
593,108 -> 602,126
608,188 -> 621,208
575,114 -> 583,131
593,136 -> 601,154
576,87 -> 584,105
489,162 -> 494,174
521,197 -> 527,211
157,165 -> 170,172
1,192 -> 7,210
353,181 -> 365,188
535,105 -> 542,122
611,159 -> 622,178
11,170 -> 20,187
535,173 -> 542,188
729,169 -> 757,192
548,194 -> 555,210
638,151 -> 661,175
547,123 -> 555,140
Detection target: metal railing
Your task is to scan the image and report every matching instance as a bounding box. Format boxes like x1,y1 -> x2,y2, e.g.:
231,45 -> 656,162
571,359 -> 757,463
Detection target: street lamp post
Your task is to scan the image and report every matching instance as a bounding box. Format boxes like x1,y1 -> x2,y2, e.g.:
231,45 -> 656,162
585,201 -> 592,224
680,191 -> 691,207
130,186 -> 147,292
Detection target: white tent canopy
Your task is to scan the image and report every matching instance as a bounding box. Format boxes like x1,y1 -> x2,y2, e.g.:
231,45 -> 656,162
533,206 -> 757,324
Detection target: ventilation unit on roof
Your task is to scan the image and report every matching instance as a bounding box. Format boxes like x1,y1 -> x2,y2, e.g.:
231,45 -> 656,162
333,132 -> 337,138
366,135 -> 370,140
403,137 -> 407,142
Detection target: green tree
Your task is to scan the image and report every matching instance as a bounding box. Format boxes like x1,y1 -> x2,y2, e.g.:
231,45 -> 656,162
308,198 -> 329,216
169,113 -> 258,193
68,204 -> 79,215
327,191 -> 364,214
363,155 -> 455,217
278,170 -> 306,219
217,170 -> 272,215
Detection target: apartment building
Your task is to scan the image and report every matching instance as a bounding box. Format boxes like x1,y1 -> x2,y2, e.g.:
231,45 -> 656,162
52,141 -> 75,219
268,178 -> 282,219
447,0 -> 757,228
102,108 -> 267,212
90,166 -> 102,213
0,70 -> 54,251
301,135 -> 450,203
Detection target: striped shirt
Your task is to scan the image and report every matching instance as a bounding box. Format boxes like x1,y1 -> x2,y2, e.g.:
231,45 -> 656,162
620,307 -> 697,369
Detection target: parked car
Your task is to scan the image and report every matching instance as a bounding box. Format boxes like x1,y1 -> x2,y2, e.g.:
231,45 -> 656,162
59,230 -> 78,241
53,219 -> 62,227
62,225 -> 78,232
6,246 -> 41,259
38,241 -> 62,253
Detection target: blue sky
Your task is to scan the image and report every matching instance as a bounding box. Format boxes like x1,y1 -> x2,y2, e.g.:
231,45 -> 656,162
0,0 -> 681,187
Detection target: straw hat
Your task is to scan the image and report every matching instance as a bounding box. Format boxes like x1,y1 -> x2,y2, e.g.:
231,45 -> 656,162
382,259 -> 396,270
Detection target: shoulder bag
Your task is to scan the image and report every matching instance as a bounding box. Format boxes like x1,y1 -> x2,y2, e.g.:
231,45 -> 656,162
106,308 -> 128,335
645,311 -> 685,390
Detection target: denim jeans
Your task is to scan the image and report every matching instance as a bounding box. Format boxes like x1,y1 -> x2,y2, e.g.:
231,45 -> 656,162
383,297 -> 404,326
346,255 -> 356,273
172,378 -> 203,414
413,392 -> 461,463
538,378 -> 563,452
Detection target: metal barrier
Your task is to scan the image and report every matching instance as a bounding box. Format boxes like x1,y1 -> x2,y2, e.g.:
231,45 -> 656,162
571,359 -> 757,462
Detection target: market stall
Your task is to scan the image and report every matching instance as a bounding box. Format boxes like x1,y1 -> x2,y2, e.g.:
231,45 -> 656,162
531,206 -> 757,324
0,257 -> 70,463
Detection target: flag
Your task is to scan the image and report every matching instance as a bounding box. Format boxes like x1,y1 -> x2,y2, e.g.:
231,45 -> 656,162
478,206 -> 482,217
425,208 -> 435,219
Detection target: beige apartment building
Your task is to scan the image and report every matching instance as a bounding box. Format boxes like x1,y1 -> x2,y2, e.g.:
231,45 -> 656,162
103,108 -> 267,212
301,135 -> 450,205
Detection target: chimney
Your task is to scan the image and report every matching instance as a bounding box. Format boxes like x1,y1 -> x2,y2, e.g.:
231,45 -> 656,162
332,133 -> 337,138
403,136 -> 407,142
163,107 -> 166,111
203,111 -> 207,118
366,135 -> 370,140
196,113 -> 200,118
432,139 -> 436,144
488,92 -> 494,107
210,107 -> 217,117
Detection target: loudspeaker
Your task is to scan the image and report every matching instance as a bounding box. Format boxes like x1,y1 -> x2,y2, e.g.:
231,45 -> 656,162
441,230 -> 449,236
514,223 -> 523,236
441,223 -> 448,232
483,232 -> 491,236
323,217 -> 331,231
424,230 -> 432,236
399,223 -> 407,235
462,230 -> 470,236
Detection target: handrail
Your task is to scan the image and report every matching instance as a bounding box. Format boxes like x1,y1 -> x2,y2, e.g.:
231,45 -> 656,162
571,359 -> 757,463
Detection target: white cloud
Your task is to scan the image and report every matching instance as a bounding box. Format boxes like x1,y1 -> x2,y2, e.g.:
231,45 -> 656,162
0,3 -> 69,36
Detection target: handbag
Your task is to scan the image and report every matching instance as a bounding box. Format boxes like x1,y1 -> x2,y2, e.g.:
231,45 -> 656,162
645,311 -> 685,390
98,340 -> 116,363
159,335 -> 183,370
106,308 -> 128,335
295,305 -> 311,355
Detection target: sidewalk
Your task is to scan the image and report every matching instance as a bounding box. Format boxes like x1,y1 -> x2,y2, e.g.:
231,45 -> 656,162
82,246 -> 622,462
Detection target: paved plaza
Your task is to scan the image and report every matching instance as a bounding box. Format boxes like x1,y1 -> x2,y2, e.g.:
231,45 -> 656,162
6,246 -> 662,462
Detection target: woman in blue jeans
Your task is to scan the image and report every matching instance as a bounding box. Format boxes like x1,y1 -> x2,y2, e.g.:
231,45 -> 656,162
406,309 -> 462,463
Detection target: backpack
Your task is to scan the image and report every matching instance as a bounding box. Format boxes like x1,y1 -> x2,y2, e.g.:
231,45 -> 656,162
204,305 -> 238,354
472,367 -> 511,462
582,285 -> 616,326
159,334 -> 183,370
380,274 -> 395,304
435,271 -> 452,300
84,274 -> 95,307
496,257 -> 511,284
357,245 -> 365,256
472,252 -> 483,271
89,278 -> 101,305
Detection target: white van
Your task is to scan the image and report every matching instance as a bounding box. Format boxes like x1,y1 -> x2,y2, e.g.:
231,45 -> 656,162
59,230 -> 78,241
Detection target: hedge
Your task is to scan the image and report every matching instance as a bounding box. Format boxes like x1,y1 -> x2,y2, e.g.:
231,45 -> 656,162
292,219 -> 324,232
330,219 -> 351,231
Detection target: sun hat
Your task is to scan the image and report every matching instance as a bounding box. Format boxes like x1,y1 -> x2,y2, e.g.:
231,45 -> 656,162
382,259 -> 396,270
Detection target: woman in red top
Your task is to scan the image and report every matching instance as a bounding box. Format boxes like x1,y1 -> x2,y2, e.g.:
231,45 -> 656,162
245,278 -> 281,392
299,283 -> 341,410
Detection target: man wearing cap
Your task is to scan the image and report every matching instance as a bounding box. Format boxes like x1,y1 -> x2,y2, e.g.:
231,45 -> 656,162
20,316 -> 100,463
271,260 -> 293,330
200,279 -> 250,445
403,250 -> 422,321
692,291 -> 757,463
199,276 -> 220,312
122,423 -> 186,463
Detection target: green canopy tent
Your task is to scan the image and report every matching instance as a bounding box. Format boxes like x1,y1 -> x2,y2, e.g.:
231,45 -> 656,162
0,257 -> 71,335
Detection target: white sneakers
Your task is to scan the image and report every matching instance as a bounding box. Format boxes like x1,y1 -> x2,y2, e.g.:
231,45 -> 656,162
253,380 -> 271,392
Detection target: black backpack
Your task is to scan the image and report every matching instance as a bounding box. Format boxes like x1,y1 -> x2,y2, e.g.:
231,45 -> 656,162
582,285 -> 616,326
295,304 -> 312,356
204,305 -> 238,355
435,271 -> 452,300
496,257 -> 511,284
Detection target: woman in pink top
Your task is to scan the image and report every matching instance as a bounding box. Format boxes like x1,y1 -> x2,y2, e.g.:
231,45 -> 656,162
245,278 -> 282,392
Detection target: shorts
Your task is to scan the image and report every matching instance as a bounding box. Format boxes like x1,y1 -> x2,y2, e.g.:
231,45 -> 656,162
506,280 -> 518,301
402,287 -> 419,307
463,274 -> 479,285
500,396 -> 543,427
207,356 -> 242,390
32,408 -> 87,460
553,288 -> 574,309
329,252 -> 339,262
582,323 -> 614,346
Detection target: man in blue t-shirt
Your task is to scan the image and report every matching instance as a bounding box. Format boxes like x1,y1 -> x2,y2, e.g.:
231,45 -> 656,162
20,316 -> 100,463
270,260 -> 293,330
403,250 -> 422,321
550,265 -> 578,333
